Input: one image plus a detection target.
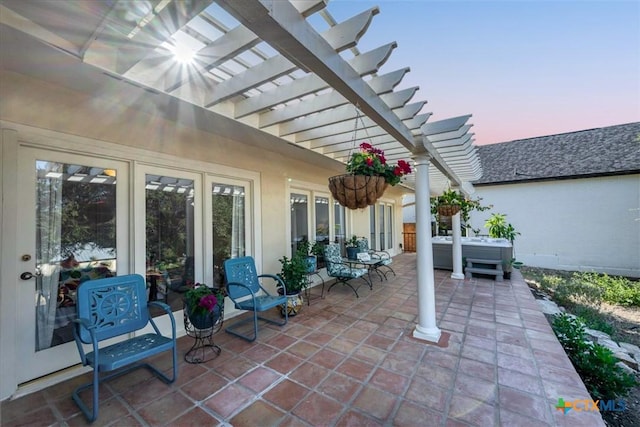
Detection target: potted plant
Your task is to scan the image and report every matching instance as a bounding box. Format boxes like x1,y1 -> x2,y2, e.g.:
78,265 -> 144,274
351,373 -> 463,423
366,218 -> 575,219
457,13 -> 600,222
311,241 -> 326,269
431,189 -> 491,220
296,239 -> 318,273
484,213 -> 521,277
329,142 -> 412,210
278,251 -> 309,316
345,235 -> 360,260
184,284 -> 224,330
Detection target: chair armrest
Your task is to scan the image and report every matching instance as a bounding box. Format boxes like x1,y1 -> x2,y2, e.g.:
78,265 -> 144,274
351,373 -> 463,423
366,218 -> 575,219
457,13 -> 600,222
148,301 -> 177,339
257,273 -> 286,295
72,317 -> 98,366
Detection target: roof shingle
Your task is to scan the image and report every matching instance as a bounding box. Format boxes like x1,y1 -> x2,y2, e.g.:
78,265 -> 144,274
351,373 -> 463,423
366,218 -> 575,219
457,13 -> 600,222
473,122 -> 640,185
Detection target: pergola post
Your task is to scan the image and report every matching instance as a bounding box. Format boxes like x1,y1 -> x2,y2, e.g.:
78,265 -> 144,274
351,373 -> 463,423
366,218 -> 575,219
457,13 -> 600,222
451,211 -> 464,279
412,154 -> 441,343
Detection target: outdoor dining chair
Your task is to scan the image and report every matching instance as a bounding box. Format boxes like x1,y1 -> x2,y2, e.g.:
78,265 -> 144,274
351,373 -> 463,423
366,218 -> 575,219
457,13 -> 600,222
356,237 -> 396,279
324,243 -> 371,298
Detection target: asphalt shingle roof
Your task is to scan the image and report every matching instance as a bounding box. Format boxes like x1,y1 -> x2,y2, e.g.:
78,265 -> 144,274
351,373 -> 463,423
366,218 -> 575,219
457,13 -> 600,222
473,122 -> 640,185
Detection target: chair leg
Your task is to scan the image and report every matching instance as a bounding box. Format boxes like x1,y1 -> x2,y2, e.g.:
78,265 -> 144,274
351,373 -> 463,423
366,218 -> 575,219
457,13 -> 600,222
327,278 -> 360,297
226,308 -> 288,342
73,356 -> 177,423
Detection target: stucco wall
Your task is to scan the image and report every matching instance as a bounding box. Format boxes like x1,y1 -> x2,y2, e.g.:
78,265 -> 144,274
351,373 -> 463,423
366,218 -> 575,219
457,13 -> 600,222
469,176 -> 640,278
0,70 -> 406,399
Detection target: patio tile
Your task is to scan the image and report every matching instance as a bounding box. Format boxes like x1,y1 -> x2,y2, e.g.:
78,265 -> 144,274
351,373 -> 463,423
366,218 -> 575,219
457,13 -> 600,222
137,391 -> 194,425
228,400 -> 285,426
204,384 -> 253,418
263,379 -> 310,412
317,372 -> 361,403
336,409 -> 381,427
499,386 -> 554,424
181,370 -> 228,401
237,367 -> 281,393
448,393 -> 496,426
309,348 -> 346,369
454,372 -> 497,404
335,357 -> 375,382
0,254 -> 605,427
292,392 -> 344,425
497,367 -> 544,396
351,385 -> 398,421
167,406 -> 220,426
369,367 -> 409,395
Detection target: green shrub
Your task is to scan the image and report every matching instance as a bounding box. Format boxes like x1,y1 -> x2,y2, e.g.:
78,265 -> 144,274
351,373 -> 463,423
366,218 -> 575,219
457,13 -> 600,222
572,305 -> 615,336
573,272 -> 640,307
552,314 -> 636,400
554,275 -> 603,308
539,274 -> 563,294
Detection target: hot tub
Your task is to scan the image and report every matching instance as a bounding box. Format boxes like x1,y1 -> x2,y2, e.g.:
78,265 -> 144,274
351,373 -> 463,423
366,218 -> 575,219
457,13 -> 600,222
432,236 -> 513,271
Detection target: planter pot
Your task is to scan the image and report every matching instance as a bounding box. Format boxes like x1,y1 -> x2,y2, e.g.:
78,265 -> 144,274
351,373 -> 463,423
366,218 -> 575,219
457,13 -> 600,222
346,246 -> 359,260
437,204 -> 460,217
306,256 -> 317,273
328,174 -> 388,210
278,292 -> 304,317
186,304 -> 221,330
512,261 -> 524,270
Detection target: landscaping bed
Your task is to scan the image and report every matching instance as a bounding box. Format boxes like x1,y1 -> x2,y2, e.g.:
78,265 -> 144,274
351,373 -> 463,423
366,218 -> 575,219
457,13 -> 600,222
521,267 -> 640,427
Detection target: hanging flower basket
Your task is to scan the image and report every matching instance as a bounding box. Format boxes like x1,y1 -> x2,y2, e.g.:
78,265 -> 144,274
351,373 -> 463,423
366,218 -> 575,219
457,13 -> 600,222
437,204 -> 461,217
329,174 -> 388,210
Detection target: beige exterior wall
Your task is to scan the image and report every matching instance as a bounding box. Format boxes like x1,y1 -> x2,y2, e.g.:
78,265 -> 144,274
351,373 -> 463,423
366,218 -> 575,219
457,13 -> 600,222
0,70 -> 407,399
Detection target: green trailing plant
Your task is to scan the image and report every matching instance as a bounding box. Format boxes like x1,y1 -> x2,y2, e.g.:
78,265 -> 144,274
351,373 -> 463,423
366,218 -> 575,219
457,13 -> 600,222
552,313 -> 636,400
430,189 -> 492,222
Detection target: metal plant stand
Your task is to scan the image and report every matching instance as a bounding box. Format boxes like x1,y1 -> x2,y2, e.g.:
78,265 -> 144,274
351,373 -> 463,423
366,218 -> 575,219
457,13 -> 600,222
183,304 -> 224,364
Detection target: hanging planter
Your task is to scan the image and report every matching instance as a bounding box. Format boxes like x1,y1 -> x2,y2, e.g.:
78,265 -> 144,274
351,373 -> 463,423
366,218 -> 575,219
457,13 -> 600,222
329,174 -> 388,209
330,142 -> 411,210
437,204 -> 461,217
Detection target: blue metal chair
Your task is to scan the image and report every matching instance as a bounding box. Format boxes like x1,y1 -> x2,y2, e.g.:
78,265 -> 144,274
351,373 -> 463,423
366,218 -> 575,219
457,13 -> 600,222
356,237 -> 396,279
324,243 -> 371,297
72,274 -> 177,423
223,256 -> 288,342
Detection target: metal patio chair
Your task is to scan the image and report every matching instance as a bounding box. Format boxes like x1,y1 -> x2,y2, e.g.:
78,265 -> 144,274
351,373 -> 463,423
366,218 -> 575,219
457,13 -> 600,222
223,256 -> 288,342
72,274 -> 177,422
356,237 -> 396,279
324,243 -> 371,298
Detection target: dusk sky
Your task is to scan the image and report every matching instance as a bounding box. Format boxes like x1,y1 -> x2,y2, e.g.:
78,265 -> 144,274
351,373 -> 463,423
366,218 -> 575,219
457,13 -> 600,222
319,0 -> 640,145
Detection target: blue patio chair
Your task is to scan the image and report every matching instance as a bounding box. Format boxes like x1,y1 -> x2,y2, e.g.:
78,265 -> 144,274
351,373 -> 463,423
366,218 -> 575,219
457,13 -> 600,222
324,243 -> 371,297
356,237 -> 396,279
72,274 -> 177,423
223,256 -> 288,342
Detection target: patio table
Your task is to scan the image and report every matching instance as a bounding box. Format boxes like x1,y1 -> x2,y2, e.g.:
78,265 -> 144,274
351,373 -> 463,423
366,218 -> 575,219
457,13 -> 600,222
342,257 -> 384,289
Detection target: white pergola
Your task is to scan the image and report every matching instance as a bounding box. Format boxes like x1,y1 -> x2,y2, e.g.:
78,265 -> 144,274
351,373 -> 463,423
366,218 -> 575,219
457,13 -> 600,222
0,0 -> 483,342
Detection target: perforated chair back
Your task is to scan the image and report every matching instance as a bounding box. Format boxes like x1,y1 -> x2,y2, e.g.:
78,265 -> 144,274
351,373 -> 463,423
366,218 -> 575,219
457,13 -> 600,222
223,256 -> 262,300
76,274 -> 149,344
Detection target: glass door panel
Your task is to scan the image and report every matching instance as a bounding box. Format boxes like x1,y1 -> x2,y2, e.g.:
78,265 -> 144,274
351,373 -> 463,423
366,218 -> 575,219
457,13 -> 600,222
212,182 -> 246,287
17,148 -> 128,382
144,174 -> 195,314
290,192 -> 309,254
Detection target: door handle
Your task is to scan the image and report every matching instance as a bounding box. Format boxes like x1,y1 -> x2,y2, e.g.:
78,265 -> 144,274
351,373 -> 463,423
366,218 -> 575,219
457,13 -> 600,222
20,272 -> 36,280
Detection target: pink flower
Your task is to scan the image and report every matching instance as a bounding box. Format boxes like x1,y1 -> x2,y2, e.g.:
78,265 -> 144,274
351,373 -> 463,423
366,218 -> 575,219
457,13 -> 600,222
366,158 -> 373,166
198,294 -> 218,312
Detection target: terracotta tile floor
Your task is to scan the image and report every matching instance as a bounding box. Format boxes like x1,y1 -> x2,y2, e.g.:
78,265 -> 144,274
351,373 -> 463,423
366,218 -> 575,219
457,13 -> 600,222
1,253 -> 605,426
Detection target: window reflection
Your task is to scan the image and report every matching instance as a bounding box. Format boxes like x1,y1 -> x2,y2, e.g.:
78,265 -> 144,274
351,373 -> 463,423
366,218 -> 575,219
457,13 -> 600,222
145,175 -> 194,313
290,193 -> 308,254
35,162 -> 116,350
212,183 -> 246,287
